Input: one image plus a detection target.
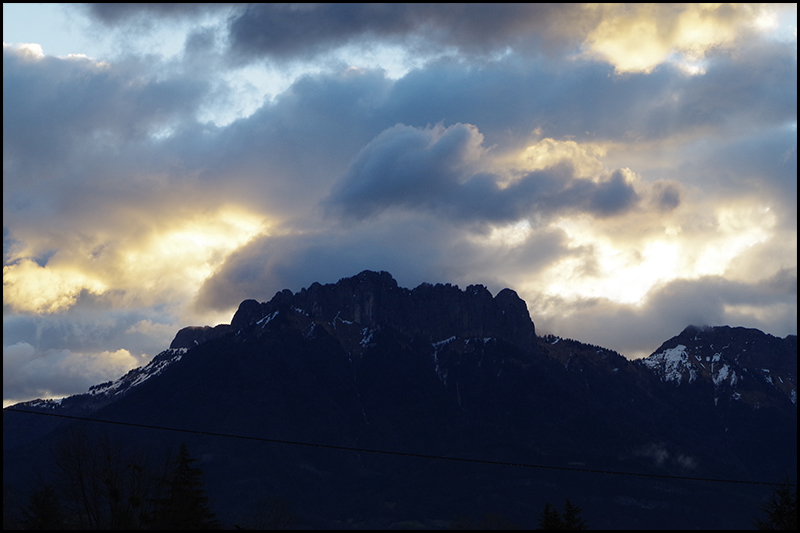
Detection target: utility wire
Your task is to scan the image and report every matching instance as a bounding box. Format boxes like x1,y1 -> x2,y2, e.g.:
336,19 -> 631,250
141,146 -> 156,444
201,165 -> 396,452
4,408 -> 794,487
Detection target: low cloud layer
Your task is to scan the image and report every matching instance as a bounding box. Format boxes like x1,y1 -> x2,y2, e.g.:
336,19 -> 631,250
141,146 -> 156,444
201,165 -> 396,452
3,4 -> 796,405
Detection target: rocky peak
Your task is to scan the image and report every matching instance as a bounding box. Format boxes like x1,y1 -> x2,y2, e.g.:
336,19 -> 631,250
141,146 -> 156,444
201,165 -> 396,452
169,324 -> 232,349
229,270 -> 537,352
230,299 -> 266,330
640,324 -> 797,406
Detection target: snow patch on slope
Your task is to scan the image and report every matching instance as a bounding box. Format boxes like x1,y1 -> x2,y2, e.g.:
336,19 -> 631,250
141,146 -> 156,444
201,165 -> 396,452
641,344 -> 696,384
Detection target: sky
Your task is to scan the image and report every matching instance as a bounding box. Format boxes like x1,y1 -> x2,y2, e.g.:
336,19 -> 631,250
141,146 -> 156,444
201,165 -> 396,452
3,3 -> 797,407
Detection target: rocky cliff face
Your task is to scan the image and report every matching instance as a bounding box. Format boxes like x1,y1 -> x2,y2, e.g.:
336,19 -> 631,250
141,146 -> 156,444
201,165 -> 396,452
170,324 -> 232,349
229,270 -> 536,353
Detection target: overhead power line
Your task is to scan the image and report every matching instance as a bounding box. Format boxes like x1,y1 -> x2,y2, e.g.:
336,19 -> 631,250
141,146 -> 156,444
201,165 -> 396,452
4,408 -> 794,487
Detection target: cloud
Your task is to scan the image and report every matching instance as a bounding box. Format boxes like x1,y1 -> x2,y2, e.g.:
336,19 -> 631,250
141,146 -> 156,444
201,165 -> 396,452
220,4 -> 593,64
324,122 -> 487,218
74,4 -> 593,68
533,271 -> 797,359
1,306 -> 196,405
325,123 -> 665,222
3,43 -> 210,184
3,341 -> 141,405
3,259 -> 108,314
194,204 -> 590,315
650,180 -> 682,211
580,3 -> 782,73
194,214 -> 470,312
78,4 -> 795,79
80,3 -> 225,28
2,205 -> 266,315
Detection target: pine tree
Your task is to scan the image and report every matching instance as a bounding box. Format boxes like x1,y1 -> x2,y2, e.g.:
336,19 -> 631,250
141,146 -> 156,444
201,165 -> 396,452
537,502 -> 563,530
537,499 -> 588,530
561,498 -> 587,530
754,478 -> 797,530
151,443 -> 220,530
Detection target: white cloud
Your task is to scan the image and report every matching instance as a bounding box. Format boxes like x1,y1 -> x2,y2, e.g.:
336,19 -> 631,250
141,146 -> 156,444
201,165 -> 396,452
3,42 -> 45,60
3,342 -> 141,406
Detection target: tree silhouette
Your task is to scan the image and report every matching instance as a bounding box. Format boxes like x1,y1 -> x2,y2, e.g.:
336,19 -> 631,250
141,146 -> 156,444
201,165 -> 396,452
537,502 -> 563,530
20,483 -> 66,530
151,443 -> 220,530
537,499 -> 588,530
449,512 -> 523,530
561,499 -> 587,530
754,478 -> 797,530
50,426 -> 162,529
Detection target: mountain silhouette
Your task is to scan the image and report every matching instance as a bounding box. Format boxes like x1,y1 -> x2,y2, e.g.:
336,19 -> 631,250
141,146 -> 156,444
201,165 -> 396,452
4,271 -> 796,529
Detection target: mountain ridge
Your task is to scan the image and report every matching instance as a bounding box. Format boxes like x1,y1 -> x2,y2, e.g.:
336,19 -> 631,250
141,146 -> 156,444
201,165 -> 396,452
12,271 -> 794,426
4,270 -> 796,529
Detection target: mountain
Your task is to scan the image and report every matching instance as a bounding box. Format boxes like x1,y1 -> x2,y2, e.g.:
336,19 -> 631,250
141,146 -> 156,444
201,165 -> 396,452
4,271 -> 797,529
641,324 -> 797,407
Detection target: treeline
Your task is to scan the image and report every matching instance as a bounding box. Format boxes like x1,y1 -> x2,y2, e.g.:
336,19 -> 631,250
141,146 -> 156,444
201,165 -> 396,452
4,425 -> 590,530
451,499 -> 588,530
6,424 -> 791,529
4,427 -> 223,530
539,334 -> 624,359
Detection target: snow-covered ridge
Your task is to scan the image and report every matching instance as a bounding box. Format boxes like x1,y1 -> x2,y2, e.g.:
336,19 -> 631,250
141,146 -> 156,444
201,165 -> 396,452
25,397 -> 64,409
10,348 -> 187,413
641,343 -> 744,392
87,347 -> 186,398
639,330 -> 796,408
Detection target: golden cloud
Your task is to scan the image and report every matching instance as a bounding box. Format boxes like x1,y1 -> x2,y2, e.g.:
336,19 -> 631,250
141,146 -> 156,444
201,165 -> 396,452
533,201 -> 778,307
3,206 -> 268,315
581,4 -> 778,74
3,259 -> 108,314
520,138 -> 607,179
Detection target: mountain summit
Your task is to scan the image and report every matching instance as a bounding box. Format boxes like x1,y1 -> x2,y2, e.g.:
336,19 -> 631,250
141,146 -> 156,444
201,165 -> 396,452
641,324 -> 797,407
4,271 -> 796,529
172,270 -> 536,353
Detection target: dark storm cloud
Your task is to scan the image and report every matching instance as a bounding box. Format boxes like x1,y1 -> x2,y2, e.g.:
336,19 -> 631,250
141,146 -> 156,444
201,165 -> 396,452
183,26 -> 219,57
222,4 -> 589,63
79,4 -> 593,64
324,123 -> 641,222
81,3 -> 224,25
18,55 -> 688,224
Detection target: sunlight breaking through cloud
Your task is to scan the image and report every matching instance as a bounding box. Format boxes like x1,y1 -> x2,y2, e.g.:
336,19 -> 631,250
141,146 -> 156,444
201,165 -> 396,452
3,207 -> 267,314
